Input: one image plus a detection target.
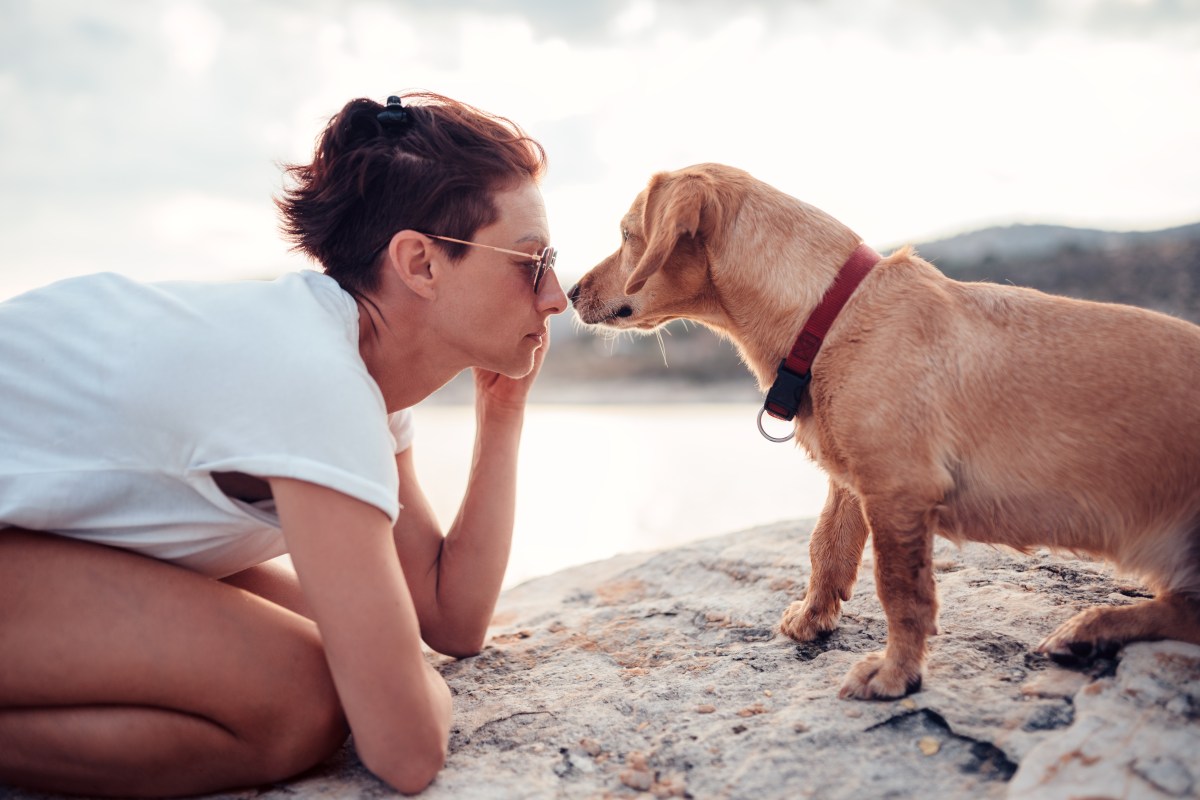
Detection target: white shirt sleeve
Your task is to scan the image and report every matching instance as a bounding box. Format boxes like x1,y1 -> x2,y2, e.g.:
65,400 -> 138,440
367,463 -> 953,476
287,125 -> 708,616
388,408 -> 415,453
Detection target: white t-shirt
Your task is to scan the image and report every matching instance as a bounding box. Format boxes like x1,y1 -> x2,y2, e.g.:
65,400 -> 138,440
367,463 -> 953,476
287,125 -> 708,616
0,270 -> 413,578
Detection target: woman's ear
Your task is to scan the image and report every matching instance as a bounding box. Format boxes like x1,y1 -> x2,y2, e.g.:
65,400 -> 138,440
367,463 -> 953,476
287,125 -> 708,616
385,231 -> 437,299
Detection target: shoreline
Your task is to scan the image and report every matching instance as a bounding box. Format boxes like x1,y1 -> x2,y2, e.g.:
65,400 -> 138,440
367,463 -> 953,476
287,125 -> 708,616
419,370 -> 764,407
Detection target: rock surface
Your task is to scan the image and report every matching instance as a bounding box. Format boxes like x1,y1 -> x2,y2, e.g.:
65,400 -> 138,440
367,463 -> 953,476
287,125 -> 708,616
4,520 -> 1199,799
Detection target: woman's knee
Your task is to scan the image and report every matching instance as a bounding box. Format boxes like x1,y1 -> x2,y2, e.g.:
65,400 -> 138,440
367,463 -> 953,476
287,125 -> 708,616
240,626 -> 348,781
258,696 -> 348,782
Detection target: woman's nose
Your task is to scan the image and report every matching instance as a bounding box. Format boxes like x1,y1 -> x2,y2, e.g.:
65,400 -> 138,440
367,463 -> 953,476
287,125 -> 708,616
539,270 -> 569,314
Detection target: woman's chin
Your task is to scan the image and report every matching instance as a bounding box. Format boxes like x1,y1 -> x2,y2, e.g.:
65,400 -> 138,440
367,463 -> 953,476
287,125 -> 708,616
479,351 -> 536,380
501,359 -> 536,380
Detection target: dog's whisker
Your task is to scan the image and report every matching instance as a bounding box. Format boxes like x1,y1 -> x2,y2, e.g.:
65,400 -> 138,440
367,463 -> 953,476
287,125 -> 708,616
655,329 -> 669,367
605,330 -> 621,355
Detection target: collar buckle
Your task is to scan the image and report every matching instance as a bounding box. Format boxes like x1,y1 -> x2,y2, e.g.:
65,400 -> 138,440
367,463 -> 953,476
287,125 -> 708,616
763,362 -> 811,422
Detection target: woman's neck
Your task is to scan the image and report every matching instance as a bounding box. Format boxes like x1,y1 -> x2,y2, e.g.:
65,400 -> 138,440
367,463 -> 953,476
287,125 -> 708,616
354,290 -> 465,414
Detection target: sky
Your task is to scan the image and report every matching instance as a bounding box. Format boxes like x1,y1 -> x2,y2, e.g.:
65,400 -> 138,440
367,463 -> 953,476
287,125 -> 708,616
1,0 -> 1198,299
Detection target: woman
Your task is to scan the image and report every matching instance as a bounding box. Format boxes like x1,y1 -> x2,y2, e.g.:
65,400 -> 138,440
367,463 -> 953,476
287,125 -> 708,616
0,91 -> 566,796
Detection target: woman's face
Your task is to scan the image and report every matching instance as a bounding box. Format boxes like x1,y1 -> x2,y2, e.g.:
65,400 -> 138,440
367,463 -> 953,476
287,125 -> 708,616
436,181 -> 567,377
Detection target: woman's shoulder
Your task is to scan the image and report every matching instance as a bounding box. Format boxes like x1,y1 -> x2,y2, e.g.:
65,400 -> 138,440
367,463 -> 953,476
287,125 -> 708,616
135,270 -> 361,351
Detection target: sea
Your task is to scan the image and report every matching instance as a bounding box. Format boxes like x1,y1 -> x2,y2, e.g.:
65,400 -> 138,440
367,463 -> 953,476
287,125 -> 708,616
409,403 -> 831,589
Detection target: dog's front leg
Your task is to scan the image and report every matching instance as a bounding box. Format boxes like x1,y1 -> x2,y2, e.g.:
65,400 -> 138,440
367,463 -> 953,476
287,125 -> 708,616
838,507 -> 938,700
780,482 -> 869,642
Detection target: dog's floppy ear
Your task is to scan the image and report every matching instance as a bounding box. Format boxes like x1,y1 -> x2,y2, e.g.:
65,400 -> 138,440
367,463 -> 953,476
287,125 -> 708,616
624,172 -> 712,295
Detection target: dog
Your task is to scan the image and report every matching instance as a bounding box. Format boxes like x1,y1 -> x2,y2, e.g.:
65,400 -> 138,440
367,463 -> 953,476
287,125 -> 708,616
568,162 -> 1200,700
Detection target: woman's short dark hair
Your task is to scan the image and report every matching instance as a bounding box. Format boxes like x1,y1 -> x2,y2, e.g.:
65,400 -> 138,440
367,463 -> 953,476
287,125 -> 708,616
276,91 -> 547,295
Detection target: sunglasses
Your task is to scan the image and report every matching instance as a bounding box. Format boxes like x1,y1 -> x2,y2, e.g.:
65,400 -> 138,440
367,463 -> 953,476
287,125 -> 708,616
421,233 -> 557,294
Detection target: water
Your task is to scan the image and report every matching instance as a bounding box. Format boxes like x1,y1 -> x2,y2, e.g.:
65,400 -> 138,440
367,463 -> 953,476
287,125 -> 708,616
409,404 -> 831,588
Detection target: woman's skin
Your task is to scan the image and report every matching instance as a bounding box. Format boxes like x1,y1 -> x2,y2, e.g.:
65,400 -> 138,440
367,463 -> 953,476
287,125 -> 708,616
0,180 -> 567,796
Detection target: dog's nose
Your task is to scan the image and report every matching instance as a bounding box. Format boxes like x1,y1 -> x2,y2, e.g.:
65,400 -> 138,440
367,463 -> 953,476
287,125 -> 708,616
567,283 -> 581,305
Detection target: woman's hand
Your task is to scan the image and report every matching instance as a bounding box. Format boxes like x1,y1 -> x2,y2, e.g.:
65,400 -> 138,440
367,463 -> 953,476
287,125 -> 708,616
472,329 -> 550,413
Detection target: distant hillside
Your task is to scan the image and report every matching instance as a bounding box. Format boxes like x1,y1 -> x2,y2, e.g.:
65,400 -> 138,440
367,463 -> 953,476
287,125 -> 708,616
910,222 -> 1200,321
532,313 -> 756,402
462,220 -> 1200,403
908,222 -> 1200,266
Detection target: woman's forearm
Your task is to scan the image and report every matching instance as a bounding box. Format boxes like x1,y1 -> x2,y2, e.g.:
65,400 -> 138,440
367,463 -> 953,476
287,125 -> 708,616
427,402 -> 525,655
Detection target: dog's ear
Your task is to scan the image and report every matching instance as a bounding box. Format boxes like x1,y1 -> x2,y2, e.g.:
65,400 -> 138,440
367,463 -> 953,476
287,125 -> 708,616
624,172 -> 712,295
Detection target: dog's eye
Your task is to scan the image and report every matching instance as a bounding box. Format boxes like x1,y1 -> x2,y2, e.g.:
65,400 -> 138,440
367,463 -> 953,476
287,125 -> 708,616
621,227 -> 630,242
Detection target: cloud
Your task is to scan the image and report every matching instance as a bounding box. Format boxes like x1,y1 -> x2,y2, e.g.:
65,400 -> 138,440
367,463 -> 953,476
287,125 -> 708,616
421,0 -> 1200,43
0,0 -> 1198,296
161,1 -> 224,78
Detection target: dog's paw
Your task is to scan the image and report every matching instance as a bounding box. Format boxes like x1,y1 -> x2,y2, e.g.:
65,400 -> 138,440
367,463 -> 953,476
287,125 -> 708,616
1037,609 -> 1124,666
779,599 -> 840,642
838,652 -> 923,700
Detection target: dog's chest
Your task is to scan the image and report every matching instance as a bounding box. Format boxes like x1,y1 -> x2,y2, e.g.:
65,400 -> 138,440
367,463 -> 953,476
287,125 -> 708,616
794,421 -> 851,484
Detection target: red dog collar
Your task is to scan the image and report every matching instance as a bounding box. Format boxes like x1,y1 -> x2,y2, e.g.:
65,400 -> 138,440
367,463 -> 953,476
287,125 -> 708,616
759,242 -> 881,440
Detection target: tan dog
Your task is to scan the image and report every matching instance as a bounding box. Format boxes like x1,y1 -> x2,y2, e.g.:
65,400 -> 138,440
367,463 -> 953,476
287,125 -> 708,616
569,162 -> 1200,700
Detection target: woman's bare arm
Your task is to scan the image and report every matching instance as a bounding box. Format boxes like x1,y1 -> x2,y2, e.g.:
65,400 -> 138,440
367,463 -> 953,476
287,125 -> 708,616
389,341 -> 547,658
389,401 -> 523,657
270,477 -> 451,795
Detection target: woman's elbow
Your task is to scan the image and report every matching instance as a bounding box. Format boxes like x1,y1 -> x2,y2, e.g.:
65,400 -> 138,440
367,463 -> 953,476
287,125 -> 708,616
361,737 -> 448,795
426,628 -> 487,659
358,671 -> 452,794
438,638 -> 485,659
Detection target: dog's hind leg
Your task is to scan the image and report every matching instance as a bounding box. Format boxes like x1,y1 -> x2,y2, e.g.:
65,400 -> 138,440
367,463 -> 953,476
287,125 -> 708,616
780,483 -> 869,642
1036,592 -> 1200,663
838,501 -> 940,700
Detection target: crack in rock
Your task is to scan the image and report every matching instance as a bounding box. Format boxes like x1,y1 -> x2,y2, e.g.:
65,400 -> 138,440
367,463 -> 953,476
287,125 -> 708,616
865,709 -> 1018,781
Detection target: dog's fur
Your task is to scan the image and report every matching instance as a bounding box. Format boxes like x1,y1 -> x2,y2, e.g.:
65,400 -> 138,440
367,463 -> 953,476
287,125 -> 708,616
569,163 -> 1200,699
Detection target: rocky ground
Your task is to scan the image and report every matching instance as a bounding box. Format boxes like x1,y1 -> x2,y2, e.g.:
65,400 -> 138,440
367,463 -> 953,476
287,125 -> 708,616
5,520 -> 1198,799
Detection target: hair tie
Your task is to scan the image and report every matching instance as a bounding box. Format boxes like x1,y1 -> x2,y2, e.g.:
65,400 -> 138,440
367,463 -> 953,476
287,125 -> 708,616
377,95 -> 411,131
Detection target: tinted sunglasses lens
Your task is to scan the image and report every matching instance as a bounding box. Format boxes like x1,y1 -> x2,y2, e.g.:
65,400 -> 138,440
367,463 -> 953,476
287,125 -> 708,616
534,247 -> 557,292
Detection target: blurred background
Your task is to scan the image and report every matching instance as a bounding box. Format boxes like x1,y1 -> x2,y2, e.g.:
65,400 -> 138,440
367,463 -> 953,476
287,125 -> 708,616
3,0 -> 1198,586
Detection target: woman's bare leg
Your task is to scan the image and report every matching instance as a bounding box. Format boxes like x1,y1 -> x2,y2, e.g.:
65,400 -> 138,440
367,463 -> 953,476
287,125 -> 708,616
0,529 -> 348,797
223,556 -> 312,618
